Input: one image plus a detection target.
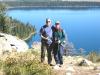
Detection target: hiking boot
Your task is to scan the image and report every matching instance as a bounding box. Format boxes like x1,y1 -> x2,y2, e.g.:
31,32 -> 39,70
59,64 -> 63,67
53,64 -> 60,70
49,64 -> 54,66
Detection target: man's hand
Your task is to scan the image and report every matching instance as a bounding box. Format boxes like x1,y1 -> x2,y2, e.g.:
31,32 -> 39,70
41,35 -> 48,40
45,37 -> 49,40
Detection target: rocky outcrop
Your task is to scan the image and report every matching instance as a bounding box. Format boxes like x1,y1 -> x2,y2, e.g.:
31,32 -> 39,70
78,59 -> 94,66
54,56 -> 99,75
0,33 -> 29,54
94,66 -> 100,70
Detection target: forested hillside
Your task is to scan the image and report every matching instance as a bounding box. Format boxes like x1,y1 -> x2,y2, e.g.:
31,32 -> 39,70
0,3 -> 36,40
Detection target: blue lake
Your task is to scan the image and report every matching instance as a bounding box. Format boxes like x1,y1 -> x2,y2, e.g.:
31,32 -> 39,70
7,9 -> 100,53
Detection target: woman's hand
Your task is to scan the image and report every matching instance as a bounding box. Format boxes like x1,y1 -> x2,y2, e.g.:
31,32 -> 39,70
58,40 -> 61,44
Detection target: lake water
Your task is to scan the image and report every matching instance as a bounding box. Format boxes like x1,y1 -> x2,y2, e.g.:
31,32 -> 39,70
7,8 -> 100,53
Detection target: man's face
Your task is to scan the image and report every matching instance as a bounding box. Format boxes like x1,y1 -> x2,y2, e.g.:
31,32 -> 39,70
46,20 -> 51,26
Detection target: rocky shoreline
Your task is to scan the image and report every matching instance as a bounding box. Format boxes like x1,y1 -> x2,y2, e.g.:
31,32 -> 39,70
23,32 -> 35,41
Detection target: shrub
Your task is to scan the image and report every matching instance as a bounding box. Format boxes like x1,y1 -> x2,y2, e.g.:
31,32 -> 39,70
1,51 -> 52,75
87,51 -> 100,63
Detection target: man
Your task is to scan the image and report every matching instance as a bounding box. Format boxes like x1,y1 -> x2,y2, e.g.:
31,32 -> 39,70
53,21 -> 65,69
40,18 -> 53,65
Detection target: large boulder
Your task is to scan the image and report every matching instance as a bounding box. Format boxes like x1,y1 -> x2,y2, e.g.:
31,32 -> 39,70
0,37 -> 12,54
0,33 -> 29,54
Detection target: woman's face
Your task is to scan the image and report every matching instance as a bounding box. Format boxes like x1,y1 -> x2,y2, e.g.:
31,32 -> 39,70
55,24 -> 60,29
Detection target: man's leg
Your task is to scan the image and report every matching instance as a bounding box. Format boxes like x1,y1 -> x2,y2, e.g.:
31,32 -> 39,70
47,44 -> 52,64
41,42 -> 46,63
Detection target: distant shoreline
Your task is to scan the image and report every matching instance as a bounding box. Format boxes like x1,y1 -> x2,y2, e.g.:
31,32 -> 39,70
2,1 -> 100,10
7,6 -> 100,10
23,32 -> 35,41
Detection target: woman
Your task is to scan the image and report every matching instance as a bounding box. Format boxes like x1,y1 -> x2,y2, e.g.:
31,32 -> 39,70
53,21 -> 65,68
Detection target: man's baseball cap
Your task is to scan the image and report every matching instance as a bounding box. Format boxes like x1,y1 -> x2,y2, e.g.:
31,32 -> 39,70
46,18 -> 51,22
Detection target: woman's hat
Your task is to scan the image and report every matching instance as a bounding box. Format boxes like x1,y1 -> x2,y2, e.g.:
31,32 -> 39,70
55,21 -> 60,25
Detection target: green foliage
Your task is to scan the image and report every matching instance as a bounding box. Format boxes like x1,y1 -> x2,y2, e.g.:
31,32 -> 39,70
88,51 -> 100,63
0,3 -> 7,14
0,3 -> 36,39
6,17 -> 36,39
0,51 -> 52,75
0,3 -> 7,33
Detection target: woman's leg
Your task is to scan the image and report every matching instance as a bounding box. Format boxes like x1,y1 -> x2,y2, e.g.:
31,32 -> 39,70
53,44 -> 59,64
58,45 -> 64,65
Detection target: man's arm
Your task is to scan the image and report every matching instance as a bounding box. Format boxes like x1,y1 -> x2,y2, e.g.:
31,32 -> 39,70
40,27 -> 48,40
